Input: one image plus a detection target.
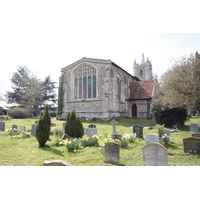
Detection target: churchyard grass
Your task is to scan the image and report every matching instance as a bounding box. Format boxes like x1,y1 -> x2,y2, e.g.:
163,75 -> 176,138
0,117 -> 200,166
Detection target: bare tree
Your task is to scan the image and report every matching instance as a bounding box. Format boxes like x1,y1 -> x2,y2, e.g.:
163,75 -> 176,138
160,52 -> 200,109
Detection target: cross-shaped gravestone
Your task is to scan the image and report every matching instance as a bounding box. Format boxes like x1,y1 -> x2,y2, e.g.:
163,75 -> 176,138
110,119 -> 117,136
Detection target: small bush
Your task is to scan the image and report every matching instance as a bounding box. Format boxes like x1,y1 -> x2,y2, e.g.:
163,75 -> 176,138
8,107 -> 29,118
6,128 -> 19,136
154,124 -> 166,138
122,137 -> 129,148
53,127 -> 64,139
50,138 -> 64,147
81,134 -> 98,147
64,138 -> 82,152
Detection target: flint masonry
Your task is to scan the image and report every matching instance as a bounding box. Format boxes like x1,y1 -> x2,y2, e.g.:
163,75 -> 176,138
59,54 -> 159,120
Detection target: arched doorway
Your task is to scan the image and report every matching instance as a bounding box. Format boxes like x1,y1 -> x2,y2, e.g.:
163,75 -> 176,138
132,103 -> 137,118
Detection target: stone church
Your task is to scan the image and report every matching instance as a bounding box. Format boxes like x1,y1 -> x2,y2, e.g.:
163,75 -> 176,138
59,54 -> 159,120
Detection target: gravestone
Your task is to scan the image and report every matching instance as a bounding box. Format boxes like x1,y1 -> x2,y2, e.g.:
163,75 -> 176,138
63,133 -> 72,140
89,124 -> 96,128
133,125 -> 143,138
43,160 -> 71,166
145,134 -> 159,145
12,124 -> 18,130
0,121 -> 5,131
110,119 -> 117,136
63,123 -> 66,130
191,133 -> 200,138
51,123 -> 56,127
20,125 -> 25,133
190,123 -> 199,133
143,143 -> 167,166
85,128 -> 97,138
182,137 -> 200,154
162,129 -> 170,141
111,134 -> 123,147
105,142 -> 119,165
35,120 -> 38,124
31,124 -> 36,137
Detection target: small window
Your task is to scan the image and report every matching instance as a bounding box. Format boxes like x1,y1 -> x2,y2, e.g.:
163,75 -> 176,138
140,70 -> 143,76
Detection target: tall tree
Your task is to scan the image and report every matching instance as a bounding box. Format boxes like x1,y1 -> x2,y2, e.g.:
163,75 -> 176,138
160,51 -> 200,109
5,66 -> 57,114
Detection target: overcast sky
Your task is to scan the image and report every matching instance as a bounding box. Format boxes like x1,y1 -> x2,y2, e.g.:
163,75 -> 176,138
0,0 -> 200,108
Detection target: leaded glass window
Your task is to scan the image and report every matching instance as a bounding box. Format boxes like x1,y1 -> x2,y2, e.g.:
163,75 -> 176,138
73,65 -> 97,99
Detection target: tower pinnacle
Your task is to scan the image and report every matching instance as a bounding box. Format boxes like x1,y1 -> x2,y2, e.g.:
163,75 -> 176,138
141,53 -> 145,65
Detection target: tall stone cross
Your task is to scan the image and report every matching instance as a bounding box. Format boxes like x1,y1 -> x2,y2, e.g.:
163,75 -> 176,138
110,119 -> 117,135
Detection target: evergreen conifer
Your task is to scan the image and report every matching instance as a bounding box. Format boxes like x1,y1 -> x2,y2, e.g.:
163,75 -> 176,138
64,111 -> 71,135
36,104 -> 51,147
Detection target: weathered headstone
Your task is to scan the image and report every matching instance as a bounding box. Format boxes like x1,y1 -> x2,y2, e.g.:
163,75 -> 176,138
143,143 -> 167,166
133,125 -> 143,138
162,129 -> 170,141
51,123 -> 56,127
145,134 -> 159,145
62,134 -> 72,140
0,121 -> 5,131
12,124 -> 18,130
43,160 -> 71,166
190,123 -> 199,133
31,124 -> 36,137
85,128 -> 97,138
63,123 -> 66,130
35,120 -> 38,124
105,142 -> 120,165
20,125 -> 25,133
110,119 -> 117,136
89,124 -> 96,128
183,137 -> 200,154
191,133 -> 200,138
111,134 -> 123,147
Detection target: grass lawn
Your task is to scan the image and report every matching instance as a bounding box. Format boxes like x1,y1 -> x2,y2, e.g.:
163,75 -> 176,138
0,117 -> 200,166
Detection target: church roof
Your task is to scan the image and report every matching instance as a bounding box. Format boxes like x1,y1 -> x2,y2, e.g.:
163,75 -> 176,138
127,79 -> 155,100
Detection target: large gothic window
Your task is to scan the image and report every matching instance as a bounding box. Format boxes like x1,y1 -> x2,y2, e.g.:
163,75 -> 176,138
74,65 -> 97,99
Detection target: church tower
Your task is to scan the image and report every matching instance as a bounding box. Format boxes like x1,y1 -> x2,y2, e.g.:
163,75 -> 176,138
133,54 -> 153,81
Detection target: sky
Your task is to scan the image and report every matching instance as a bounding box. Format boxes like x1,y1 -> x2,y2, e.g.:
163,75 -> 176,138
0,0 -> 200,108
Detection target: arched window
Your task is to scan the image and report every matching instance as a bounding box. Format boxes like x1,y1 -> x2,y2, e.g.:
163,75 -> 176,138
140,70 -> 143,76
74,65 -> 97,99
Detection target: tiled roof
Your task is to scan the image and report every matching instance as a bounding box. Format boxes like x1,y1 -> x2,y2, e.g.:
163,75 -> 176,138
128,80 -> 155,100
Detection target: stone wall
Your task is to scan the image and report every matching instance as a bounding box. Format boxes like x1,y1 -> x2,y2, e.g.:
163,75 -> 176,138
60,57 -> 143,120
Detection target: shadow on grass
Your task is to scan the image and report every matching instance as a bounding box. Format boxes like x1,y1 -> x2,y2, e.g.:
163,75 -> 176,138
39,145 -> 64,157
168,142 -> 179,150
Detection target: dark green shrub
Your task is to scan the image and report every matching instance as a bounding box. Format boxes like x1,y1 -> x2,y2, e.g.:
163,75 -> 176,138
68,110 -> 78,137
76,116 -> 84,138
50,112 -> 57,117
8,107 -> 29,118
36,104 -> 51,147
152,99 -> 187,126
64,110 -> 84,138
64,111 -> 71,135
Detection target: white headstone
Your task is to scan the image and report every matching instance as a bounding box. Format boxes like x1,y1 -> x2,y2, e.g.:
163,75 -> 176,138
20,125 -> 25,133
85,128 -> 97,138
145,134 -> 159,145
143,143 -> 167,166
190,123 -> 199,133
